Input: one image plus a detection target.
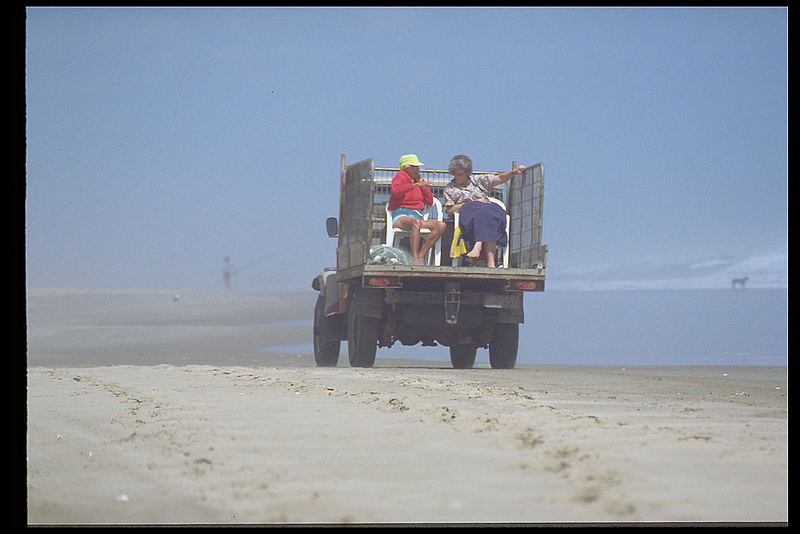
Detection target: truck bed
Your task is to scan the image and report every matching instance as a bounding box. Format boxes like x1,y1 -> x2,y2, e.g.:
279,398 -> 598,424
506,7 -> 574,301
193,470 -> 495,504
336,156 -> 547,289
337,263 -> 546,288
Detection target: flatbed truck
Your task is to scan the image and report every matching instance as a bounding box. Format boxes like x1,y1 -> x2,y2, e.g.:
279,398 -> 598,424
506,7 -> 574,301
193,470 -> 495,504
311,155 -> 547,369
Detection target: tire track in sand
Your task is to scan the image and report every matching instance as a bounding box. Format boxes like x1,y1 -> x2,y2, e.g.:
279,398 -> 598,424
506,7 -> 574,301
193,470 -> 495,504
209,367 -> 641,519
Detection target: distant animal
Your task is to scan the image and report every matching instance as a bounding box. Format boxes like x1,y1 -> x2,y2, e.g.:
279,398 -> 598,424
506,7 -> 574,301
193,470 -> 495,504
731,277 -> 749,289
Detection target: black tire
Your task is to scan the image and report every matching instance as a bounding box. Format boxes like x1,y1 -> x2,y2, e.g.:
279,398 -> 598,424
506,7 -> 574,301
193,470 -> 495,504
347,300 -> 378,368
489,322 -> 519,369
449,344 -> 477,369
313,295 -> 340,367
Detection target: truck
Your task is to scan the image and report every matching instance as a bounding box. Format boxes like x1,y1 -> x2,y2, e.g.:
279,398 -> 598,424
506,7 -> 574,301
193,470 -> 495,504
311,154 -> 547,369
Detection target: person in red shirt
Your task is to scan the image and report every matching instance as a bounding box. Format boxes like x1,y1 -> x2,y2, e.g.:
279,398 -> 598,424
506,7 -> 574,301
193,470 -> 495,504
388,154 -> 446,265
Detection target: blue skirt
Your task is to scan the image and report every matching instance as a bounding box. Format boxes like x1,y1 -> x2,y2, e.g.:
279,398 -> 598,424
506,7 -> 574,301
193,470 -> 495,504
458,201 -> 507,249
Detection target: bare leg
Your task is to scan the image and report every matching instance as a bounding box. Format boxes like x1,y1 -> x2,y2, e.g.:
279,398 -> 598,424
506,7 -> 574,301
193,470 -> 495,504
393,217 -> 424,263
484,241 -> 497,268
417,220 -> 446,264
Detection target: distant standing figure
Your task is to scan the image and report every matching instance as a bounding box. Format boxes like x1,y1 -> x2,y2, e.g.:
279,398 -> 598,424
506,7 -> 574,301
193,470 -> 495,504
223,257 -> 237,292
731,276 -> 748,289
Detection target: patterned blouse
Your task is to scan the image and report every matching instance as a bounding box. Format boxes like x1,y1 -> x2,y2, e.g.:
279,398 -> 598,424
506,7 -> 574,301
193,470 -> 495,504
442,174 -> 495,209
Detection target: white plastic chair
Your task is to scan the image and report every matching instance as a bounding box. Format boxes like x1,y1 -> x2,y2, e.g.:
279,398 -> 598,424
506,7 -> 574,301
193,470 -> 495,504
452,197 -> 510,268
385,197 -> 443,266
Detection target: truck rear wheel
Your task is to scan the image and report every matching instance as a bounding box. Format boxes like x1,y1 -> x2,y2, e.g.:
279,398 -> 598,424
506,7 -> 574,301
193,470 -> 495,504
347,302 -> 378,368
489,322 -> 519,369
449,344 -> 477,369
313,295 -> 340,367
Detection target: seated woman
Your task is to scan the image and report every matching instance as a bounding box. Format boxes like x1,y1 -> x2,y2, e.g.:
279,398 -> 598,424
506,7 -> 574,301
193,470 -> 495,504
388,154 -> 446,265
442,155 -> 526,268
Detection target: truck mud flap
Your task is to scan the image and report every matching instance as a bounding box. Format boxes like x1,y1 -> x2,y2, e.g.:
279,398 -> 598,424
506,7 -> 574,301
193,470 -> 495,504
483,292 -> 524,324
351,286 -> 384,319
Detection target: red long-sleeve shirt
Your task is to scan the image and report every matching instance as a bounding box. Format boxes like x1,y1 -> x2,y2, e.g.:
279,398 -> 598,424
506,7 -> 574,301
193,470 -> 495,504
387,169 -> 433,210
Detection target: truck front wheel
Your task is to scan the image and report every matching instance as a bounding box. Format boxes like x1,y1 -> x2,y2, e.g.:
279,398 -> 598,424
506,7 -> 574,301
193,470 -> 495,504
449,344 -> 477,369
313,295 -> 341,367
347,303 -> 378,368
489,322 -> 519,369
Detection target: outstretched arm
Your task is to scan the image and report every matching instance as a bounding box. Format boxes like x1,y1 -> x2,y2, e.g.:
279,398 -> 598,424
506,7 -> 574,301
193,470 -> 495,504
490,165 -> 526,187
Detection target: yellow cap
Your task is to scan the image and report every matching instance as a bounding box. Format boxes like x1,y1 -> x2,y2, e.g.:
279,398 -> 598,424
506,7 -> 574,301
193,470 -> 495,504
399,154 -> 424,169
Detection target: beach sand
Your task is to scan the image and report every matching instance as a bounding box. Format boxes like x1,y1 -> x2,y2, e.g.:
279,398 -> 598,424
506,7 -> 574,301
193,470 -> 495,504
26,289 -> 788,524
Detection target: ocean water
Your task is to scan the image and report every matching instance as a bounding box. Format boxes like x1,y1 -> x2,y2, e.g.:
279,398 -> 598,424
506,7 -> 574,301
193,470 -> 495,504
260,289 -> 787,367
516,289 -> 787,367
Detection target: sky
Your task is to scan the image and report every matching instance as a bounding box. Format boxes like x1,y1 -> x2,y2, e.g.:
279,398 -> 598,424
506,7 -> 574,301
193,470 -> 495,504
25,7 -> 788,292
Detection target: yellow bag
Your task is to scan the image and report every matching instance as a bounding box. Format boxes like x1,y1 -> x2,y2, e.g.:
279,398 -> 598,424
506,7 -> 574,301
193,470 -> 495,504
450,224 -> 468,258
